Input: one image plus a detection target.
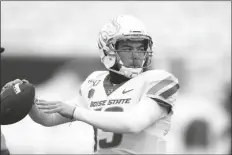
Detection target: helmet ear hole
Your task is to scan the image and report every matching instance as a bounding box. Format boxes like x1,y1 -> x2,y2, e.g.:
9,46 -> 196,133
102,55 -> 116,69
103,50 -> 107,56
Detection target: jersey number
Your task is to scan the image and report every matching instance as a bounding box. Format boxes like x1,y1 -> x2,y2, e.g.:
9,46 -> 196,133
94,107 -> 123,151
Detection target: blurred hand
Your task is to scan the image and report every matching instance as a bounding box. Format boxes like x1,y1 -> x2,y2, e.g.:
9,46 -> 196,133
36,100 -> 76,119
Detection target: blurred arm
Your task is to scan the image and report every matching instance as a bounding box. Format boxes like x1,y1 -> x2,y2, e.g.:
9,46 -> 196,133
1,131 -> 8,151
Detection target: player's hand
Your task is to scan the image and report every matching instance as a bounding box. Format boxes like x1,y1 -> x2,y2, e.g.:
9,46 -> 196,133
36,100 -> 76,119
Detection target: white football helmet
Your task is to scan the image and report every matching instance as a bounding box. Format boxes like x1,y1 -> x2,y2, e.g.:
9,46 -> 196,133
97,15 -> 153,78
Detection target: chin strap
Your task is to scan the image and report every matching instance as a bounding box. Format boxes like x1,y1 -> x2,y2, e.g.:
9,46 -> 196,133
119,66 -> 143,78
108,66 -> 142,78
101,51 -> 146,78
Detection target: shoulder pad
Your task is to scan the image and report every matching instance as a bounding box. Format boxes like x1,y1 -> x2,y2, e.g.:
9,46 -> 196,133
144,69 -> 179,107
143,69 -> 178,83
79,71 -> 108,96
85,71 -> 108,81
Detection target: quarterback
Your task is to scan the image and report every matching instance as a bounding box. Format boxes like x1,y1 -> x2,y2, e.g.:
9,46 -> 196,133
15,15 -> 179,154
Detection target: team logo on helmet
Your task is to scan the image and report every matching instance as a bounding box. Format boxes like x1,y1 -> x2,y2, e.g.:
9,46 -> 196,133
98,18 -> 120,50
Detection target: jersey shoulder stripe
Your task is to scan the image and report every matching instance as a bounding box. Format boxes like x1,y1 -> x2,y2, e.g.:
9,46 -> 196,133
159,83 -> 180,99
144,70 -> 179,107
147,76 -> 174,95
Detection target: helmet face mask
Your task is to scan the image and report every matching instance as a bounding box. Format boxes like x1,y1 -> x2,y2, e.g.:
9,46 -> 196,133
98,15 -> 153,78
115,39 -> 152,68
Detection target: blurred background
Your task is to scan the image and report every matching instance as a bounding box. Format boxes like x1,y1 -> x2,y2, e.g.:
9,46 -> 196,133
1,1 -> 231,154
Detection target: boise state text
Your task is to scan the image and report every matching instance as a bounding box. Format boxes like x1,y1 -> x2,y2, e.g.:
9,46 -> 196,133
90,98 -> 131,107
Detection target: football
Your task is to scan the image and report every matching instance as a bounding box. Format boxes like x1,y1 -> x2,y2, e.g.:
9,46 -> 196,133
1,82 -> 35,125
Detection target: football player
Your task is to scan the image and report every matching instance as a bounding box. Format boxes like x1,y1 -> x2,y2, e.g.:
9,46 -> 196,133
1,47 -> 32,155
18,15 -> 179,154
1,47 -> 10,155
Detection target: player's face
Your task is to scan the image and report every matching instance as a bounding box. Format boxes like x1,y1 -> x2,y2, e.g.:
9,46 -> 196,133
116,40 -> 146,68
